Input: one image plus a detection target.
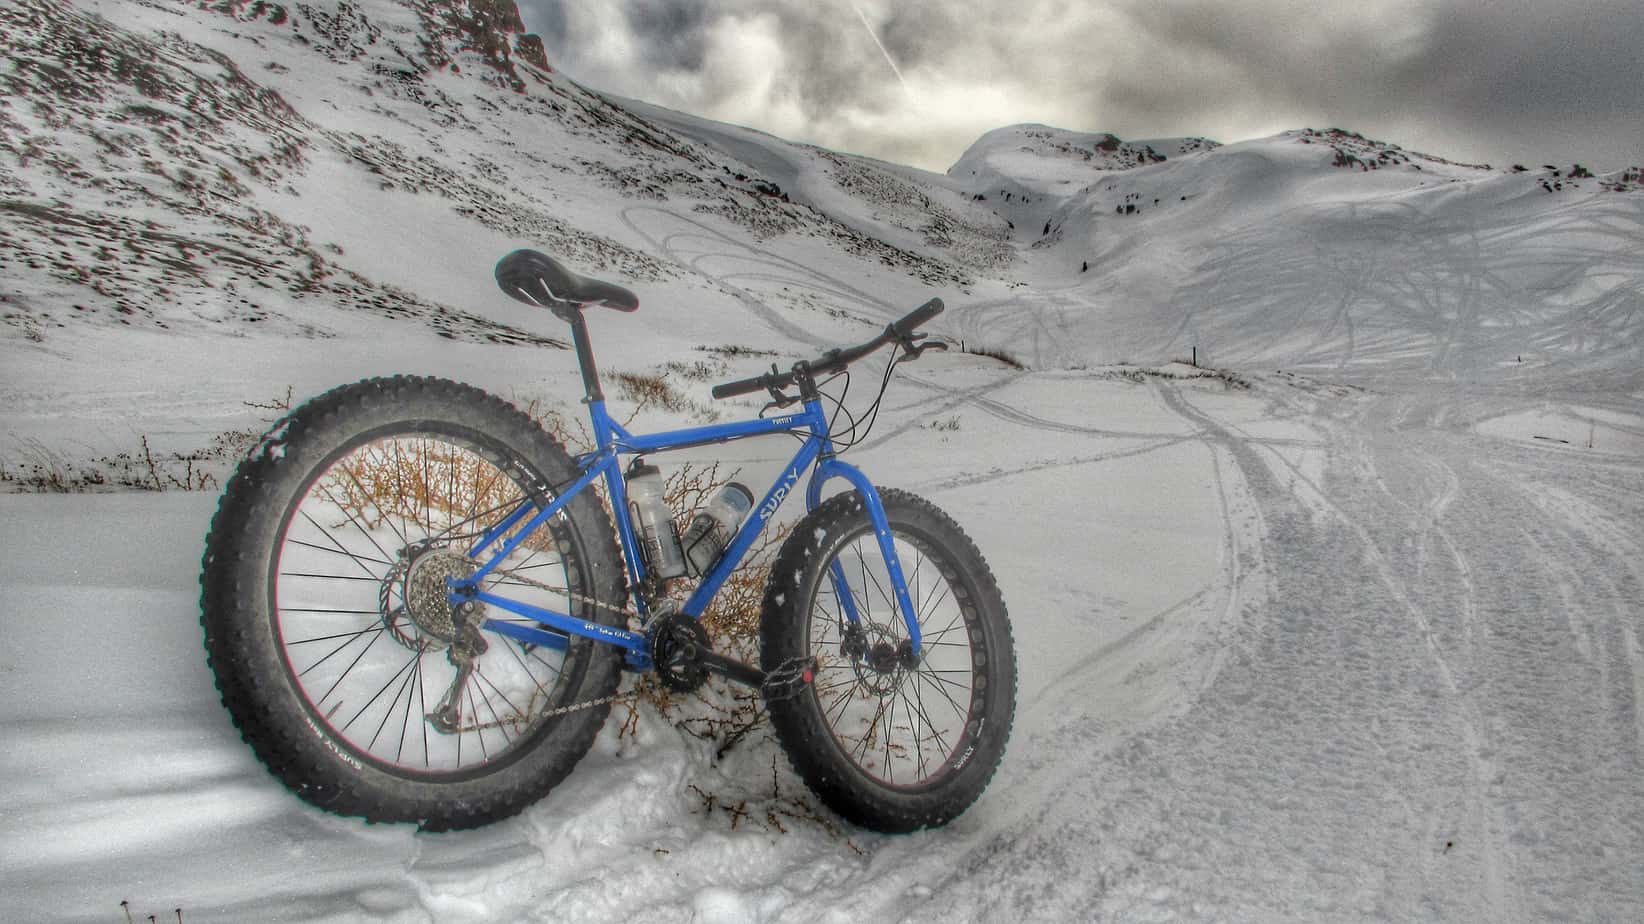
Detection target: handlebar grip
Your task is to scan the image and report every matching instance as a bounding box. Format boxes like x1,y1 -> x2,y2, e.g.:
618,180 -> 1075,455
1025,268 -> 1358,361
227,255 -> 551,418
891,297 -> 944,336
711,374 -> 773,400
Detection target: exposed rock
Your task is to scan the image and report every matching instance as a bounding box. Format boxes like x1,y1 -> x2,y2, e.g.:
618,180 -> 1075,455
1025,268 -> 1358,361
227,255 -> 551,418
515,33 -> 549,71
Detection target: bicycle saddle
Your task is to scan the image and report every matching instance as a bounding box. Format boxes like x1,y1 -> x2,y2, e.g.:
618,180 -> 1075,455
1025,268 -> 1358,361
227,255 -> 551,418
494,249 -> 639,319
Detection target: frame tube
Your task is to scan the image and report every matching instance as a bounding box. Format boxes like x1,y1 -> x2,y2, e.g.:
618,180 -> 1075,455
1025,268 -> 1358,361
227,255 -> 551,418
445,382 -> 925,667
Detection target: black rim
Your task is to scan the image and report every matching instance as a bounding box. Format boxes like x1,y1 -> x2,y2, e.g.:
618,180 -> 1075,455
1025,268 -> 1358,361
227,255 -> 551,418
269,427 -> 593,780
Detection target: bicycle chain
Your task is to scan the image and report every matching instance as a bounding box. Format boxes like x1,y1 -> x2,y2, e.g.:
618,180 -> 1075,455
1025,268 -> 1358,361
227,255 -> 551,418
449,560 -> 816,730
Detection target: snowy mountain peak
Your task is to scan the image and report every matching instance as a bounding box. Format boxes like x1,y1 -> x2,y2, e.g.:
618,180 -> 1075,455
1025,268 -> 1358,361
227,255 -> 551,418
2,0 -> 1640,378
1,0 -> 1016,351
950,123 -> 1220,183
1283,127 -> 1493,174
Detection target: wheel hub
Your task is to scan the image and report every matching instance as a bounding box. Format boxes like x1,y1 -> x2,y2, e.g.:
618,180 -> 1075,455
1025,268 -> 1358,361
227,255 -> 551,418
866,640 -> 901,674
843,622 -> 918,695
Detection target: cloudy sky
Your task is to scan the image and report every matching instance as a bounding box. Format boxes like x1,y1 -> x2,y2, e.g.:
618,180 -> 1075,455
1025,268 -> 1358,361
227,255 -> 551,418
517,0 -> 1641,175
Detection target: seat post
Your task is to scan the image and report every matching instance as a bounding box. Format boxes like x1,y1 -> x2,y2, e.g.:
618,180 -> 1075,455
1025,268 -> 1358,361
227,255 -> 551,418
566,312 -> 605,404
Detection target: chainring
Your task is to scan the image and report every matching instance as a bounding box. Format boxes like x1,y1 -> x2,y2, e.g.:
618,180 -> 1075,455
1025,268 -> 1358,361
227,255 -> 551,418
647,611 -> 711,693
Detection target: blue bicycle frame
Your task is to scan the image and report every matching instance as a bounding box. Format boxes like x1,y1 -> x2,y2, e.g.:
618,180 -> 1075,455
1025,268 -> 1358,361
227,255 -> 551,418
447,393 -> 922,673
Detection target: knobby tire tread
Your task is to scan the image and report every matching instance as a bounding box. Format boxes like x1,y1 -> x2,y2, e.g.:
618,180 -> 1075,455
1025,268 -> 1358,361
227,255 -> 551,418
199,376 -> 625,830
760,488 -> 1016,832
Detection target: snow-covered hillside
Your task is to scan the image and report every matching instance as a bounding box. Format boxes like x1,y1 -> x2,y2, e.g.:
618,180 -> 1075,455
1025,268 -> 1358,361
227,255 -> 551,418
939,123 -> 1644,379
3,1 -> 1642,922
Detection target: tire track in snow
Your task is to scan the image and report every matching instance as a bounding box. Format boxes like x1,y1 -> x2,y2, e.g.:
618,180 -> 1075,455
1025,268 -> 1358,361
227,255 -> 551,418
620,206 -> 882,346
907,437 -> 1192,494
1100,382 -> 1519,920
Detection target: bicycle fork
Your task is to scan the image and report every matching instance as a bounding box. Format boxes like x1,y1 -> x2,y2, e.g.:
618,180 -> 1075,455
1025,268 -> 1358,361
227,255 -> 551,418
808,457 -> 924,659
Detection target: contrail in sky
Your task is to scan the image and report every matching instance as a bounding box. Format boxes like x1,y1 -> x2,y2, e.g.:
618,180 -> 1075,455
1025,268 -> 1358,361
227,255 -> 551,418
846,1 -> 909,91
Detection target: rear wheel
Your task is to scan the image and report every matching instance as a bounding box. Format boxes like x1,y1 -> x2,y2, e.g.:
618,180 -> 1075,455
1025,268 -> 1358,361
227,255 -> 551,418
761,488 -> 1015,832
200,376 -> 626,830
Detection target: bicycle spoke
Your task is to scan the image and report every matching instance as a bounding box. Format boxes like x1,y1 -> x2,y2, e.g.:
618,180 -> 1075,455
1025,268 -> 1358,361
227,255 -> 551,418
921,668 -> 975,715
286,625 -> 387,646
917,578 -> 956,628
501,641 -> 557,704
292,512 -> 392,572
319,478 -> 403,565
511,638 -> 568,678
395,655 -> 423,764
468,671 -> 514,746
424,437 -> 443,539
856,553 -> 873,620
315,628 -> 384,709
416,655 -> 431,769
434,494 -> 529,547
907,681 -> 934,777
908,549 -> 925,622
264,421 -> 618,782
813,674 -> 858,696
498,535 -> 570,590
391,439 -> 435,543
884,690 -> 899,783
294,621 -> 378,678
466,693 -> 489,761
920,619 -> 969,645
280,571 -> 383,583
822,683 -> 858,727
858,551 -> 897,616
472,669 -> 523,744
352,651 -> 421,740
851,696 -> 893,764
338,453 -> 414,545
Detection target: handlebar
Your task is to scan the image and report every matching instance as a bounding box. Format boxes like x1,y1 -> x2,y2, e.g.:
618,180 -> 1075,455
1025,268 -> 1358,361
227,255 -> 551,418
710,298 -> 945,400
710,372 -> 780,401
891,297 -> 944,338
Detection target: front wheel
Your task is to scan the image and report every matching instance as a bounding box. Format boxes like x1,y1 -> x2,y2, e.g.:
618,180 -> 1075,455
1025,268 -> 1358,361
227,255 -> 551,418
761,488 -> 1016,832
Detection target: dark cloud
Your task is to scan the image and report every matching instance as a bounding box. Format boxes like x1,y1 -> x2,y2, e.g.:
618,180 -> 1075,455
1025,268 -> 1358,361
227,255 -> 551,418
1383,0 -> 1644,167
620,0 -> 709,72
526,0 -> 567,48
516,0 -> 1641,173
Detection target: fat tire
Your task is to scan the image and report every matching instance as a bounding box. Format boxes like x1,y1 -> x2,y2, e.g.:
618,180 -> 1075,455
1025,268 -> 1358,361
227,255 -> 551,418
761,488 -> 1015,832
199,376 -> 625,830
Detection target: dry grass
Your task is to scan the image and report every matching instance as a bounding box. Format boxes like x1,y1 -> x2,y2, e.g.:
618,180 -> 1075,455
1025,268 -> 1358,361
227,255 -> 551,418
266,392 -> 846,838
325,435 -> 563,554
961,343 -> 1026,370
0,388 -> 296,494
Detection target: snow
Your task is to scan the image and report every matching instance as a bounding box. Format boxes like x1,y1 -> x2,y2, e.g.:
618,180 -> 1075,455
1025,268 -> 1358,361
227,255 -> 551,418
2,1 -> 1643,921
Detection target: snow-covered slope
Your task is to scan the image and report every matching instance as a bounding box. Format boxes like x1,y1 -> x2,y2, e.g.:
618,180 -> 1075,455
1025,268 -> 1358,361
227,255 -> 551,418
618,95 -> 1016,278
942,124 -> 1644,378
3,2 -> 1643,922
0,0 -> 1008,478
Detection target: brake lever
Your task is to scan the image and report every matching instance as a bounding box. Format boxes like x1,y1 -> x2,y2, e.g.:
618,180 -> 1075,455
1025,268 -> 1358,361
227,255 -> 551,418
763,369 -> 800,410
900,334 -> 948,362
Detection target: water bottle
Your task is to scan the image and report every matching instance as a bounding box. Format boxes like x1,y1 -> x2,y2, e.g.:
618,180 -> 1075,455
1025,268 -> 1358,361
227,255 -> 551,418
626,461 -> 686,579
681,482 -> 754,578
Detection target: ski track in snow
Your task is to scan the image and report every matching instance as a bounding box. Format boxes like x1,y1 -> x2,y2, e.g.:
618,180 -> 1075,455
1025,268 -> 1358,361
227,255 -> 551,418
5,29 -> 1644,914
9,193 -> 1644,921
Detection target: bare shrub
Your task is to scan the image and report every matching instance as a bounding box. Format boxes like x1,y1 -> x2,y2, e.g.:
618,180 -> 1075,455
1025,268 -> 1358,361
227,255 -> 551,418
960,343 -> 1026,370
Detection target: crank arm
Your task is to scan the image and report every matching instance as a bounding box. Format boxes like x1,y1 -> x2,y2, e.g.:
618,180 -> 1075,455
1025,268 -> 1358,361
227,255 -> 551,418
697,650 -> 766,688
698,652 -> 818,701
